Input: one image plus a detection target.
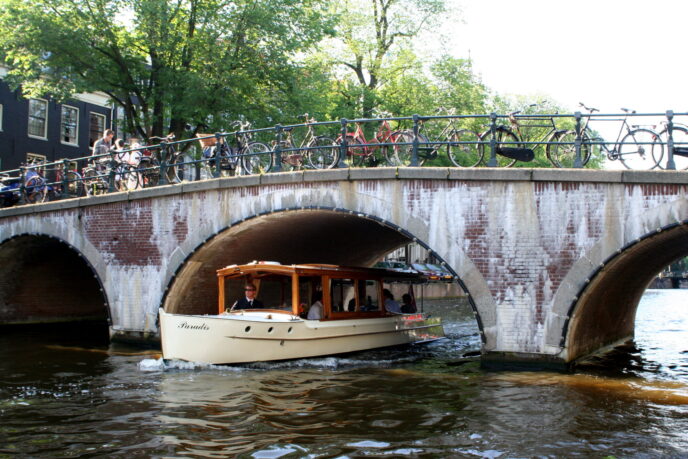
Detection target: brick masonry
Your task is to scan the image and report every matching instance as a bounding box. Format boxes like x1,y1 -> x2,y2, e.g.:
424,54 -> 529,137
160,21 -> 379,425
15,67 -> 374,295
1,169 -> 687,364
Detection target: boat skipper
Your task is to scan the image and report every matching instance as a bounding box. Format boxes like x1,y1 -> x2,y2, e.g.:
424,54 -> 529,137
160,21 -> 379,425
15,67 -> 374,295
231,283 -> 264,310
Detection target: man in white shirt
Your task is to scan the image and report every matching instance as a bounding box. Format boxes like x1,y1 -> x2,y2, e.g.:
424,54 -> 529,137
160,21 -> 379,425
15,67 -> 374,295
307,291 -> 323,320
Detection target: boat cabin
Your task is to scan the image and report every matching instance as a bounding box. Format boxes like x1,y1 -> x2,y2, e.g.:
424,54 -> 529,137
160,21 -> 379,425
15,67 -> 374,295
217,262 -> 419,320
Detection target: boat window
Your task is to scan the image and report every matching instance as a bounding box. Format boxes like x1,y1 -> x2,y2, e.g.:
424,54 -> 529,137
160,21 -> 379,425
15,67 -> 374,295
330,278 -> 380,313
298,276 -> 321,317
223,274 -> 292,310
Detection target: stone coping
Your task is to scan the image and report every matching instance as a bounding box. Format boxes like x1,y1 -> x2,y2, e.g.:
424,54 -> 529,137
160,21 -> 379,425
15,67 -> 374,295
1,168 -> 686,217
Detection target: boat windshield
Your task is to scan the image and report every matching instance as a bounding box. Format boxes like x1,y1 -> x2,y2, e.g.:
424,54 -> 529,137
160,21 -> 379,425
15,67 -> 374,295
223,274 -> 293,312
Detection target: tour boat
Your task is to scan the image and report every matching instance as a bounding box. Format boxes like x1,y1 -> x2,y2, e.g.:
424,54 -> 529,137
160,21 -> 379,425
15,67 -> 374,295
159,262 -> 445,364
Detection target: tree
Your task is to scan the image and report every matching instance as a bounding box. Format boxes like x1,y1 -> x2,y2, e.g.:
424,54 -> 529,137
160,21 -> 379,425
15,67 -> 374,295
321,0 -> 445,118
0,0 -> 332,139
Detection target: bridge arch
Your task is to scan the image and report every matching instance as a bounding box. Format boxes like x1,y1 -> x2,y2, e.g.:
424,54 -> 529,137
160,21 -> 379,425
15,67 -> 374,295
0,233 -> 110,328
161,206 -> 491,344
560,214 -> 688,362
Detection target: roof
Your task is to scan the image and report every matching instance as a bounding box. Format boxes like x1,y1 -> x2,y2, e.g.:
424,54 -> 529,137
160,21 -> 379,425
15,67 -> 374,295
216,261 -> 422,282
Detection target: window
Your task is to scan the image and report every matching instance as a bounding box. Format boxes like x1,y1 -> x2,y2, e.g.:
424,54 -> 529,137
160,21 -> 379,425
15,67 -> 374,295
28,99 -> 48,139
60,105 -> 79,145
89,112 -> 106,148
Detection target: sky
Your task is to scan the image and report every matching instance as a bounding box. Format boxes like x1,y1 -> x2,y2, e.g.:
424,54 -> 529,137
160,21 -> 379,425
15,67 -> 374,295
445,0 -> 688,115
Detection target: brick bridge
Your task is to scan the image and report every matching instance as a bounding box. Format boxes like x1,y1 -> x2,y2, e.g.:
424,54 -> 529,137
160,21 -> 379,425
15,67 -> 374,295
1,168 -> 687,368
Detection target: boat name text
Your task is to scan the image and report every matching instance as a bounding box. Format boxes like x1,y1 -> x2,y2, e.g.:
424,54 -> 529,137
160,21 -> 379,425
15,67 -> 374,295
178,321 -> 210,331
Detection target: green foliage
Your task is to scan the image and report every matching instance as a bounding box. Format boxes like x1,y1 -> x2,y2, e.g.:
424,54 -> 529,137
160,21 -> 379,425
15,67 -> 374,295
0,0 -> 333,139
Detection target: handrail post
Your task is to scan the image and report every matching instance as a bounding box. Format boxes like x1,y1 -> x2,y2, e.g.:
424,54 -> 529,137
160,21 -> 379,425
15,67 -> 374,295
213,134 -> 222,178
19,166 -> 26,204
159,141 -> 169,185
274,125 -> 283,172
338,119 -> 348,168
666,110 -> 676,171
108,152 -> 117,192
487,112 -> 498,167
574,111 -> 583,168
61,159 -> 70,199
411,114 -> 420,167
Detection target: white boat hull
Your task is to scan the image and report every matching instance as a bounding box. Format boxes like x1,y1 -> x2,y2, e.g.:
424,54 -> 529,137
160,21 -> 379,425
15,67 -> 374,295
159,308 -> 445,364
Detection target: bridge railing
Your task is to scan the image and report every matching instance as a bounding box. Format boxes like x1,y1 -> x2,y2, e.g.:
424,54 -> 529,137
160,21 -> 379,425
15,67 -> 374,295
2,110 -> 688,207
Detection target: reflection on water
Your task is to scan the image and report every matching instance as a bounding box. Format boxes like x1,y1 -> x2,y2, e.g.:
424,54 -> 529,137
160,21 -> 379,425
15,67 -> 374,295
0,292 -> 687,457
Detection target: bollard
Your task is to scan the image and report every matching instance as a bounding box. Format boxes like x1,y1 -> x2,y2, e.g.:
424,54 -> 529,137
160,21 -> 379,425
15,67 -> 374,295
487,112 -> 498,167
666,110 -> 675,171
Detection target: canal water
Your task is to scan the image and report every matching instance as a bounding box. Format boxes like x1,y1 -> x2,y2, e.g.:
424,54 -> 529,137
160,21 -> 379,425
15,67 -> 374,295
0,290 -> 686,458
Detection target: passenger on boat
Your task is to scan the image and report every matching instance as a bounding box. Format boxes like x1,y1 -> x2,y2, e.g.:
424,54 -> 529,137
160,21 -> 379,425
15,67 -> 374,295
307,292 -> 323,320
231,283 -> 264,310
383,289 -> 401,314
401,293 -> 417,313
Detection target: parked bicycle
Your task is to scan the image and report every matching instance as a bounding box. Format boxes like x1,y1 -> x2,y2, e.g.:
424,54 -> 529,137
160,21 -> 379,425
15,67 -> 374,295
20,162 -> 51,204
392,108 -> 482,167
656,120 -> 688,170
577,103 -> 663,170
270,114 -> 337,171
474,105 -> 572,167
338,113 -> 405,167
52,160 -> 86,198
82,152 -> 140,195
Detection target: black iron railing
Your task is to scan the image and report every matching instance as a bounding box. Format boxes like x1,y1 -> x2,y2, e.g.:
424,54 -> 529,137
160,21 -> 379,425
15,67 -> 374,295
1,110 -> 687,207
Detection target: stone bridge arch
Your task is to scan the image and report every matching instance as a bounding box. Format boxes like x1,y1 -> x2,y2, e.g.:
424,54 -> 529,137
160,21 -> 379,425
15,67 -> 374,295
550,195 -> 688,363
0,231 -> 110,327
162,203 -> 493,346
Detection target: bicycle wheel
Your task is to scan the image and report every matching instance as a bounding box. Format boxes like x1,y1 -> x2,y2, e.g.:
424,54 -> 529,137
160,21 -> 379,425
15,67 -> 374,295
618,128 -> 662,170
242,142 -> 273,174
306,136 -> 339,169
64,170 -> 85,197
657,126 -> 688,170
546,130 -> 592,168
23,175 -> 47,204
386,130 -> 416,166
116,164 -> 140,192
141,157 -> 161,187
170,153 -> 194,182
339,134 -> 367,167
83,168 -> 108,196
447,129 -> 482,167
478,127 -> 519,167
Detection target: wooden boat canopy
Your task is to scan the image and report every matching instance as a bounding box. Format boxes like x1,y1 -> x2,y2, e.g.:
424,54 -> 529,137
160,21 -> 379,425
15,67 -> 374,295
217,262 -> 421,320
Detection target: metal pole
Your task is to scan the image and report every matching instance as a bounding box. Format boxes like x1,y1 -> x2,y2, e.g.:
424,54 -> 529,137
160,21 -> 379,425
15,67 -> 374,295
666,110 -> 676,171
61,159 -> 69,199
108,152 -> 116,192
487,112 -> 498,167
338,119 -> 348,168
19,166 -> 26,204
411,114 -> 420,167
574,111 -> 583,169
274,125 -> 283,172
158,141 -> 169,186
213,134 -> 222,178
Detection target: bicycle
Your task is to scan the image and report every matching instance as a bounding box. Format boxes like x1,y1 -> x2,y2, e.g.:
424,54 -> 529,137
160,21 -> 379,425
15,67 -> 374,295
193,132 -> 238,180
337,113 -> 405,167
82,153 -> 140,195
269,114 -> 337,171
656,120 -> 688,170
476,105 -> 568,168
392,108 -> 482,167
52,160 -> 86,198
576,103 -> 663,170
20,161 -> 51,204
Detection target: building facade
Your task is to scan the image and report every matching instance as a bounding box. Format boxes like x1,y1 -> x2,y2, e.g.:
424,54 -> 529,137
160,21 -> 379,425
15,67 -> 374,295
0,68 -> 114,171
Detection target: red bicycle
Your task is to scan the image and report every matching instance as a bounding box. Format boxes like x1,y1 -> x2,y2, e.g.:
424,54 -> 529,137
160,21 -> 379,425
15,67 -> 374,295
337,115 -> 409,167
